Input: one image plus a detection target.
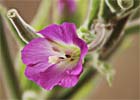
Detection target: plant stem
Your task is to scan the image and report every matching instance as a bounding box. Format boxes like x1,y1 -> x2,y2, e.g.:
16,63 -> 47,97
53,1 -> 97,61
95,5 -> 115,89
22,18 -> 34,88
0,14 -> 21,100
98,0 -> 105,18
125,24 -> 140,34
83,0 -> 100,29
100,15 -> 130,60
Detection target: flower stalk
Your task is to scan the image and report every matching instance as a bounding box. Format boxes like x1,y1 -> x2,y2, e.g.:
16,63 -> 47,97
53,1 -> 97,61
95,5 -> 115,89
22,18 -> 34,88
83,0 -> 100,29
99,15 -> 130,59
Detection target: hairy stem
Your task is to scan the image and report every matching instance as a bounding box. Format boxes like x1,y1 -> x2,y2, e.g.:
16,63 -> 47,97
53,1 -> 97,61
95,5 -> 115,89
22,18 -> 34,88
98,0 -> 105,18
99,15 -> 130,59
83,0 -> 100,29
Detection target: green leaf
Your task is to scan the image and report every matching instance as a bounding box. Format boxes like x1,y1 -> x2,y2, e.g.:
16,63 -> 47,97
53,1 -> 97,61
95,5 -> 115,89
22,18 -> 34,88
84,0 -> 100,29
0,13 -> 21,99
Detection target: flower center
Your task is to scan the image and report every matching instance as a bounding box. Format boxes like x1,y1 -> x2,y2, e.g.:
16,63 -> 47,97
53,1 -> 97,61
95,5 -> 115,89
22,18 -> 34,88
48,54 -> 73,65
48,42 -> 81,66
48,56 -> 60,64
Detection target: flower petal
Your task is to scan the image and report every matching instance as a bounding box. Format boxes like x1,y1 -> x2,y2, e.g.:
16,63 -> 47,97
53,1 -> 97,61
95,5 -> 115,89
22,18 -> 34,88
68,38 -> 88,75
58,0 -> 76,13
22,38 -> 61,76
22,38 -> 58,65
26,64 -> 79,90
74,38 -> 88,59
26,65 -> 62,90
66,59 -> 83,75
58,73 -> 79,88
38,22 -> 78,44
22,22 -> 88,90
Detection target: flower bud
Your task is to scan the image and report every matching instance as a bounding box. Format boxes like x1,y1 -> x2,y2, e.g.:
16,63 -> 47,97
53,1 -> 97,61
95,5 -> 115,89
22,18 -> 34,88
105,0 -> 139,14
7,9 -> 38,44
117,0 -> 134,10
58,0 -> 76,14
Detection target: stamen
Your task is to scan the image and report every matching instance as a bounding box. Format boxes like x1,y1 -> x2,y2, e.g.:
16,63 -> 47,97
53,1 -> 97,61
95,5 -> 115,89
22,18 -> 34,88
59,57 -> 65,59
70,58 -> 74,61
65,54 -> 71,58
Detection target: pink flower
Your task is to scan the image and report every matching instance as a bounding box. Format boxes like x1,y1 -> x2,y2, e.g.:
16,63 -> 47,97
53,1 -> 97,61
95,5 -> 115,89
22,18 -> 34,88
21,22 -> 88,90
58,0 -> 76,14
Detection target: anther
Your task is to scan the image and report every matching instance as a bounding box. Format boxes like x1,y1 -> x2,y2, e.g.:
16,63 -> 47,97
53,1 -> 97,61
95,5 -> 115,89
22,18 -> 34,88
59,57 -> 65,59
65,54 -> 71,58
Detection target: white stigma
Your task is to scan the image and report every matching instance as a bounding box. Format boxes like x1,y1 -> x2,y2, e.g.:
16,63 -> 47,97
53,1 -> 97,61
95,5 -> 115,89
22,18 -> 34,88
48,56 -> 59,64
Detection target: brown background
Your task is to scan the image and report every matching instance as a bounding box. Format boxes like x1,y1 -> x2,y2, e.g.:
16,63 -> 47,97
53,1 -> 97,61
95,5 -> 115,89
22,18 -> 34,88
0,0 -> 139,100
